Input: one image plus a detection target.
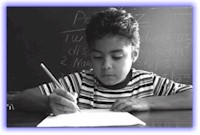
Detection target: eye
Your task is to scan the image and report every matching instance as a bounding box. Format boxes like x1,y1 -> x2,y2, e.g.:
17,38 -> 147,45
92,53 -> 103,59
112,56 -> 122,60
93,56 -> 103,59
112,54 -> 123,60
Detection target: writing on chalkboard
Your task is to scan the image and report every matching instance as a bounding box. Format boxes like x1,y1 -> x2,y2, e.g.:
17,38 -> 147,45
60,35 -> 91,68
72,10 -> 91,27
140,32 -> 191,43
60,10 -> 91,70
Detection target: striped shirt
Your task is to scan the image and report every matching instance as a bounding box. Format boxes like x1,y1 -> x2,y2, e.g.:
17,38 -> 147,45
39,68 -> 192,109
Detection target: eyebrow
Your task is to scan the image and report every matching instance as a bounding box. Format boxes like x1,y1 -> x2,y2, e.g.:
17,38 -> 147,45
91,49 -> 123,53
91,49 -> 101,53
110,49 -> 123,53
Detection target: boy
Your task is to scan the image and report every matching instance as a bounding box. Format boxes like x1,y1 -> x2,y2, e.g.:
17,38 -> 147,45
13,8 -> 192,115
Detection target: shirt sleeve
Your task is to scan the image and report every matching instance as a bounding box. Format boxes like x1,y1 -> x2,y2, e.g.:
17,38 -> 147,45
39,72 -> 82,95
152,73 -> 192,96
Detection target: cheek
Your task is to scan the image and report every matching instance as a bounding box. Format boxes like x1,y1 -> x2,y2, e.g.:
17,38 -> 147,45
91,60 -> 101,73
118,57 -> 133,72
92,59 -> 100,67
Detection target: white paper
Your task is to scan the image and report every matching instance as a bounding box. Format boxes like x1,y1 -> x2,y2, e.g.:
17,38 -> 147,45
37,109 -> 146,127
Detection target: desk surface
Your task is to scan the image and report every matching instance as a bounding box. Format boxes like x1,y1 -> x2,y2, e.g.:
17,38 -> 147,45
133,110 -> 192,127
7,110 -> 192,127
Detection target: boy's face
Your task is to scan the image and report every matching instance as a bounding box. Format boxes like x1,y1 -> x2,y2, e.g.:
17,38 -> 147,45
91,35 -> 137,86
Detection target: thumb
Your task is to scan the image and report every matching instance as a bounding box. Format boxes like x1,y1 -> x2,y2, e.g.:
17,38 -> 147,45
72,92 -> 78,98
72,92 -> 78,102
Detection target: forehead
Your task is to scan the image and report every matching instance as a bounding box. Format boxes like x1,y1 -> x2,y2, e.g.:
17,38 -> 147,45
92,35 -> 132,53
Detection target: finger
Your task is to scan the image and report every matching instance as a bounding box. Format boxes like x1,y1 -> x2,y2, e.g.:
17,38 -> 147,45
71,92 -> 78,103
72,92 -> 78,99
111,98 -> 133,112
122,106 -> 134,112
113,103 -> 128,112
53,94 -> 79,109
54,89 -> 77,102
49,93 -> 80,111
51,90 -> 80,112
111,99 -> 124,111
51,104 -> 77,115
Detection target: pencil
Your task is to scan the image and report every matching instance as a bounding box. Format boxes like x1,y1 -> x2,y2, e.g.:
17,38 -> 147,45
40,63 -> 63,89
40,63 -> 81,112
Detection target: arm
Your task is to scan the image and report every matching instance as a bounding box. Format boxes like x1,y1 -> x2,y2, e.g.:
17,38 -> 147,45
13,87 -> 51,113
13,72 -> 82,114
13,87 -> 79,114
149,89 -> 192,110
111,89 -> 192,112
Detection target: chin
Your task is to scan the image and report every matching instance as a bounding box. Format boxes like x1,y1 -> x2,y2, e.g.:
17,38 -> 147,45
102,82 -> 116,86
100,79 -> 119,86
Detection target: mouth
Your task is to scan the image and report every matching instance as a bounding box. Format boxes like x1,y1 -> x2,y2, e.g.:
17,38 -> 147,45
101,74 -> 115,78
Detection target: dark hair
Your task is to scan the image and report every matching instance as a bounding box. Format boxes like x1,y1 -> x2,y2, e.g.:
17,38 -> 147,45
85,7 -> 140,49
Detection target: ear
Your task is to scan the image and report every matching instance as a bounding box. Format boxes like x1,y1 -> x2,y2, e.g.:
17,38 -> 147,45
131,47 -> 139,63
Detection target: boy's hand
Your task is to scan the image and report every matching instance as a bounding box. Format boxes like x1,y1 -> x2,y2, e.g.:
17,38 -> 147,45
111,98 -> 151,112
48,89 -> 80,115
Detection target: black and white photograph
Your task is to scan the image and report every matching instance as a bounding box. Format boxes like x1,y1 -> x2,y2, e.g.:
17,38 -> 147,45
6,6 -> 193,128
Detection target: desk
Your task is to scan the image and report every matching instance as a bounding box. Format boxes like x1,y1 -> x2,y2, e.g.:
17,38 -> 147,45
133,110 -> 192,127
7,111 -> 48,127
7,110 -> 192,127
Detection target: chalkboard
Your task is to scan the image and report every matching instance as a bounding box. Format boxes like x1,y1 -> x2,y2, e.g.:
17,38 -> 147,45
7,7 -> 192,91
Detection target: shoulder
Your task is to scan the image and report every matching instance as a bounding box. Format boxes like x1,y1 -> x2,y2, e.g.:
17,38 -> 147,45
59,69 -> 94,82
80,69 -> 94,75
130,68 -> 157,85
79,69 -> 94,77
77,69 -> 95,82
129,69 -> 156,86
132,68 -> 154,78
62,69 -> 94,78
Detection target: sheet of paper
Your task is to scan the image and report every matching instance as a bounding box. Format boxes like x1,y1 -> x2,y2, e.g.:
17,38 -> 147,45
37,109 -> 146,127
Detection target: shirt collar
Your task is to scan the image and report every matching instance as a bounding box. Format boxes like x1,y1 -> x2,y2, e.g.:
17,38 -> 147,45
95,69 -> 132,90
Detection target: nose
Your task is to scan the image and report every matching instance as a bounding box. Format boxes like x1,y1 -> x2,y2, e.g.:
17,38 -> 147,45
102,57 -> 112,70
